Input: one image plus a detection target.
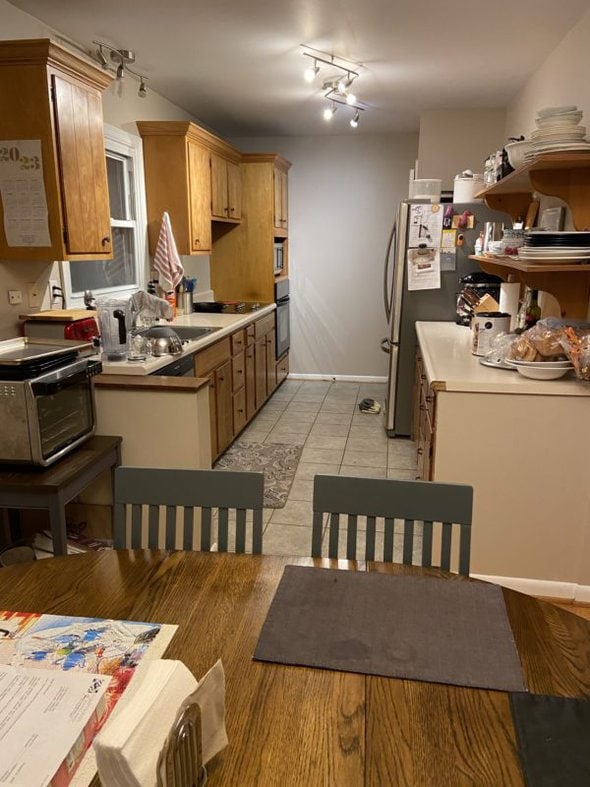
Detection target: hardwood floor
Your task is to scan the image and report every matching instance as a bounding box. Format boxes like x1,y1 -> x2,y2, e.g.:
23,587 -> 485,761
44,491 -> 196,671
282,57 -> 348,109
545,601 -> 590,621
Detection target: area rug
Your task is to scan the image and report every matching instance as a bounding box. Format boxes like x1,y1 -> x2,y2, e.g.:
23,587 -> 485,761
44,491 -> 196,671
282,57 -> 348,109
214,441 -> 303,508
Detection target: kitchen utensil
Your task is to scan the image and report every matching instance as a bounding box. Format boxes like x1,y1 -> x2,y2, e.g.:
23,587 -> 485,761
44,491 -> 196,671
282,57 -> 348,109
483,222 -> 505,252
504,140 -> 531,169
471,312 -> 511,356
144,325 -> 183,355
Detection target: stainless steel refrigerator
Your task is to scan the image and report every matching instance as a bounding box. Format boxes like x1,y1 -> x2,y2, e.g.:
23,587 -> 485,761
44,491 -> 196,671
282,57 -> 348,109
382,200 -> 508,437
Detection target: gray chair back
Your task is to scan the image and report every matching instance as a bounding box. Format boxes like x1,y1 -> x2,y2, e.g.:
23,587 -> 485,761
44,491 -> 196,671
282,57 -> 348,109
311,475 -> 473,575
113,467 -> 264,554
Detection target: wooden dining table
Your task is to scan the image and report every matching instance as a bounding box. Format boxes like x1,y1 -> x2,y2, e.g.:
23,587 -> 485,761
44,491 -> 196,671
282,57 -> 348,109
1,550 -> 589,785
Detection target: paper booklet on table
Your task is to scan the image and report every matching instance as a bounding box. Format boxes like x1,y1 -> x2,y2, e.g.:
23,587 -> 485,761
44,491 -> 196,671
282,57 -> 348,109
0,610 -> 177,787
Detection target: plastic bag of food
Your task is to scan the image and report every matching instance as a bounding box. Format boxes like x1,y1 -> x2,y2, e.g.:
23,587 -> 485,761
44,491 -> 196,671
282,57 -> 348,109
484,332 -> 518,364
524,318 -> 569,359
560,325 -> 590,381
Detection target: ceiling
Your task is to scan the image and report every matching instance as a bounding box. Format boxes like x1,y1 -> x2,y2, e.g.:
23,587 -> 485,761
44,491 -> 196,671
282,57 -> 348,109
7,0 -> 590,137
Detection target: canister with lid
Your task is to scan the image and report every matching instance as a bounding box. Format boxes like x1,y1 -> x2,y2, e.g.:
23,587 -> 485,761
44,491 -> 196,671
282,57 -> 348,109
471,312 -> 511,356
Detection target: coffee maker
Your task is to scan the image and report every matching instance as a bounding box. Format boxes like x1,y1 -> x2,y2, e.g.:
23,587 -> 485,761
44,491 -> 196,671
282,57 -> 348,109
456,272 -> 503,326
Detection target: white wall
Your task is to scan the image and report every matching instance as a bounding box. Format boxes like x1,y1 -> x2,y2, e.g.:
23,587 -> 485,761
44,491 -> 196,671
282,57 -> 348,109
417,108 -> 507,190
506,7 -> 590,137
233,134 -> 418,379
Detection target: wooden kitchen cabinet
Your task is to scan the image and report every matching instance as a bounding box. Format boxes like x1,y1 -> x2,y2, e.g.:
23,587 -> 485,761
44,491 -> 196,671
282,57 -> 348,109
194,337 -> 233,460
254,312 -> 278,410
273,164 -> 289,232
0,39 -> 113,262
231,330 -> 247,435
211,153 -> 292,303
211,152 -> 242,222
473,152 -> 590,319
138,121 -> 214,256
413,350 -> 435,481
245,324 -> 256,421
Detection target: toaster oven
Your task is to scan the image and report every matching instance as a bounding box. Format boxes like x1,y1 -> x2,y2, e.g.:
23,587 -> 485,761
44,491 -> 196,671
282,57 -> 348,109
0,354 -> 102,467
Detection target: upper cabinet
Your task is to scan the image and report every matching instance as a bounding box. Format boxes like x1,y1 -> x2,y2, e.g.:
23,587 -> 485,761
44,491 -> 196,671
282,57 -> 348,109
211,153 -> 292,303
211,152 -> 242,222
0,39 -> 113,262
137,121 -> 242,256
473,152 -> 590,318
273,163 -> 289,235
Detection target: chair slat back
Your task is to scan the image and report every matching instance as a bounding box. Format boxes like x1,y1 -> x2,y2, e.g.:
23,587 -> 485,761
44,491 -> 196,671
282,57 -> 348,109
114,467 -> 264,554
312,475 -> 473,576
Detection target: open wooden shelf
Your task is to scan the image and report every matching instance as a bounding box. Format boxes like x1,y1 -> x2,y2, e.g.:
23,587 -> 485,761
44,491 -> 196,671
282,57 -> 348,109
475,152 -> 590,229
468,255 -> 590,319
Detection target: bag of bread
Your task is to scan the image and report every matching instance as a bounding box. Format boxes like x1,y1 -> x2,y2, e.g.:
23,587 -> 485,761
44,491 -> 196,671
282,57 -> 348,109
560,324 -> 590,381
507,333 -> 540,361
525,318 -> 569,359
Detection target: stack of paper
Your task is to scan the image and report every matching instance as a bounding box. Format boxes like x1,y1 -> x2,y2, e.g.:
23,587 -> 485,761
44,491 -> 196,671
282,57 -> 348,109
93,659 -> 228,787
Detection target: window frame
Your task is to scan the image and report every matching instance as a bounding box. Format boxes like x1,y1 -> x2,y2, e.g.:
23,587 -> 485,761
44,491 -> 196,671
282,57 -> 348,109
60,124 -> 148,307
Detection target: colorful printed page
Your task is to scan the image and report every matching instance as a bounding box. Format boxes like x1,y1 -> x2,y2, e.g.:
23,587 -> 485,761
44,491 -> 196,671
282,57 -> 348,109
0,611 -> 177,787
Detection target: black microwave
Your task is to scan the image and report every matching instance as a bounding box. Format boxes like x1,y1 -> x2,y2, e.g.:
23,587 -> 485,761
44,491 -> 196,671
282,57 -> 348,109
273,242 -> 285,275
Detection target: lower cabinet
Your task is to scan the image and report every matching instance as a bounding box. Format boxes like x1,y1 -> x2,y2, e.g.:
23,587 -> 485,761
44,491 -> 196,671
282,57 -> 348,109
195,311 -> 285,462
413,350 -> 435,481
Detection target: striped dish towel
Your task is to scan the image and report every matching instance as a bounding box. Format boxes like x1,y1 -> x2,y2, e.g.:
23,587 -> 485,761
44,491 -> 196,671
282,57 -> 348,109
153,211 -> 184,292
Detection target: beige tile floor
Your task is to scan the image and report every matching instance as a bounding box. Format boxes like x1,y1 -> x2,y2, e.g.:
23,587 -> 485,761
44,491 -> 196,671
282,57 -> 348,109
237,378 -> 418,557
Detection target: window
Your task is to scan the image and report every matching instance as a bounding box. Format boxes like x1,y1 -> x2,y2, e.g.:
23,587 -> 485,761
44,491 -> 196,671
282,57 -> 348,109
60,125 -> 147,306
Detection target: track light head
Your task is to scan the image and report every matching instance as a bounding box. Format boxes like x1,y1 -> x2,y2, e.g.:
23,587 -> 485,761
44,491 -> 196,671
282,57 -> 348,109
323,102 -> 337,121
96,46 -> 108,69
350,111 -> 360,128
138,78 -> 147,97
304,60 -> 320,83
116,62 -> 125,79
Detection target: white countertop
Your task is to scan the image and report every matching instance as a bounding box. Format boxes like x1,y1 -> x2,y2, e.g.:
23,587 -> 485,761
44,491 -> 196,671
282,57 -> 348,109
99,304 -> 275,375
416,321 -> 590,397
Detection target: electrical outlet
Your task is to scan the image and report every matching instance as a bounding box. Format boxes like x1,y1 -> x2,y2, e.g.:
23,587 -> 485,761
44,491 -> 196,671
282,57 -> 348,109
8,289 -> 22,305
28,283 -> 42,308
49,278 -> 61,303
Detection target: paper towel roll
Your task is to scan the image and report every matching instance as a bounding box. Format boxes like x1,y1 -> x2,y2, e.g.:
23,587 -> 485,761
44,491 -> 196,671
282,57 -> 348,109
499,282 -> 520,331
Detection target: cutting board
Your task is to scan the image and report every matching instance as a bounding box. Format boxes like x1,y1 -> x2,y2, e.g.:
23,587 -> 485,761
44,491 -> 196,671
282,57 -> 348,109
20,309 -> 97,321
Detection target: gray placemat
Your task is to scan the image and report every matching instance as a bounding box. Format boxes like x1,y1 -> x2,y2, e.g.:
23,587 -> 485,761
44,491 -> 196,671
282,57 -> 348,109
254,566 -> 526,691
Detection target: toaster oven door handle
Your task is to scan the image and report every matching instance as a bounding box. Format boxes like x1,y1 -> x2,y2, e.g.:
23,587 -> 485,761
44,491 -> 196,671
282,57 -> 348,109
31,360 -> 102,396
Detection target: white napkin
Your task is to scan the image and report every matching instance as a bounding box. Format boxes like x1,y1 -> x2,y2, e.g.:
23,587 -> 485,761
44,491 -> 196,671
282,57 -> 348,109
153,211 -> 184,293
93,659 -> 228,787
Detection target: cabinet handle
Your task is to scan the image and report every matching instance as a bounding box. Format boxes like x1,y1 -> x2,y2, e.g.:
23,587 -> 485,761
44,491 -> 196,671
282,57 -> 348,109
417,447 -> 423,455
237,368 -> 243,374
237,408 -> 244,414
219,376 -> 225,382
101,236 -> 111,246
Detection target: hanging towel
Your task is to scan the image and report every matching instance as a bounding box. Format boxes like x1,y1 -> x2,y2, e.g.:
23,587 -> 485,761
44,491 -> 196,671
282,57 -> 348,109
153,211 -> 184,292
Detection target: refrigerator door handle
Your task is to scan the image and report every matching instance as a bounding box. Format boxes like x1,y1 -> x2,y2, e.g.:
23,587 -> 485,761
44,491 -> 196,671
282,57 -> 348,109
383,220 -> 396,323
380,337 -> 391,354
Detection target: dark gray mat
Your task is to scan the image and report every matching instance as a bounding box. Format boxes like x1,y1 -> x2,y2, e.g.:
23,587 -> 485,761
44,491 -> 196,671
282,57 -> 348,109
254,565 -> 526,691
510,693 -> 590,787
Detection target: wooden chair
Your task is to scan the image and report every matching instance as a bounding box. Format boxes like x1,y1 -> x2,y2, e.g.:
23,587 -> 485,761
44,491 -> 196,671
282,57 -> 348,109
113,467 -> 264,553
311,475 -> 473,575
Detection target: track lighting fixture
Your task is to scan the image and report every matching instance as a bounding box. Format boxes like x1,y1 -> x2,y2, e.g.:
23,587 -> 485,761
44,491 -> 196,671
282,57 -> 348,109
93,40 -> 149,98
301,45 -> 367,129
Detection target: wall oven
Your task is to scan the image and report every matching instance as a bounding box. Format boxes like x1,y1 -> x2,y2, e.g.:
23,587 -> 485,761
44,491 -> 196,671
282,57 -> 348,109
275,278 -> 290,359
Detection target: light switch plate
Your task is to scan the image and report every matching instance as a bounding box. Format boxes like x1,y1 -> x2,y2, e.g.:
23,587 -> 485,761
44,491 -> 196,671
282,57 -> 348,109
8,289 -> 22,305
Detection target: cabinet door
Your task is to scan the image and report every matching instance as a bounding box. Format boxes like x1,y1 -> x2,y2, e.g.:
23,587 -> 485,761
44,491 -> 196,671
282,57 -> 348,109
273,168 -> 288,230
227,160 -> 242,220
52,74 -> 112,256
187,141 -> 212,253
215,359 -> 233,455
254,337 -> 267,410
266,330 -> 277,396
245,345 -> 256,420
210,153 -> 228,219
233,387 -> 247,435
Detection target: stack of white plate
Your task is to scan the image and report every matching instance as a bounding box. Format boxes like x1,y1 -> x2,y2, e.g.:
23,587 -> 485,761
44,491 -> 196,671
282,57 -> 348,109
517,230 -> 590,264
524,106 -> 590,161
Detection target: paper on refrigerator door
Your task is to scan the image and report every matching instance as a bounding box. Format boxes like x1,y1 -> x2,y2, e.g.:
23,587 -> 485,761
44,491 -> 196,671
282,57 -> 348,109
407,204 -> 443,249
407,247 -> 441,291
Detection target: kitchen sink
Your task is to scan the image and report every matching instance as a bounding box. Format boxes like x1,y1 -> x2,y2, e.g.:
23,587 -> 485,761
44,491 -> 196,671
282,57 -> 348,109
171,325 -> 222,341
